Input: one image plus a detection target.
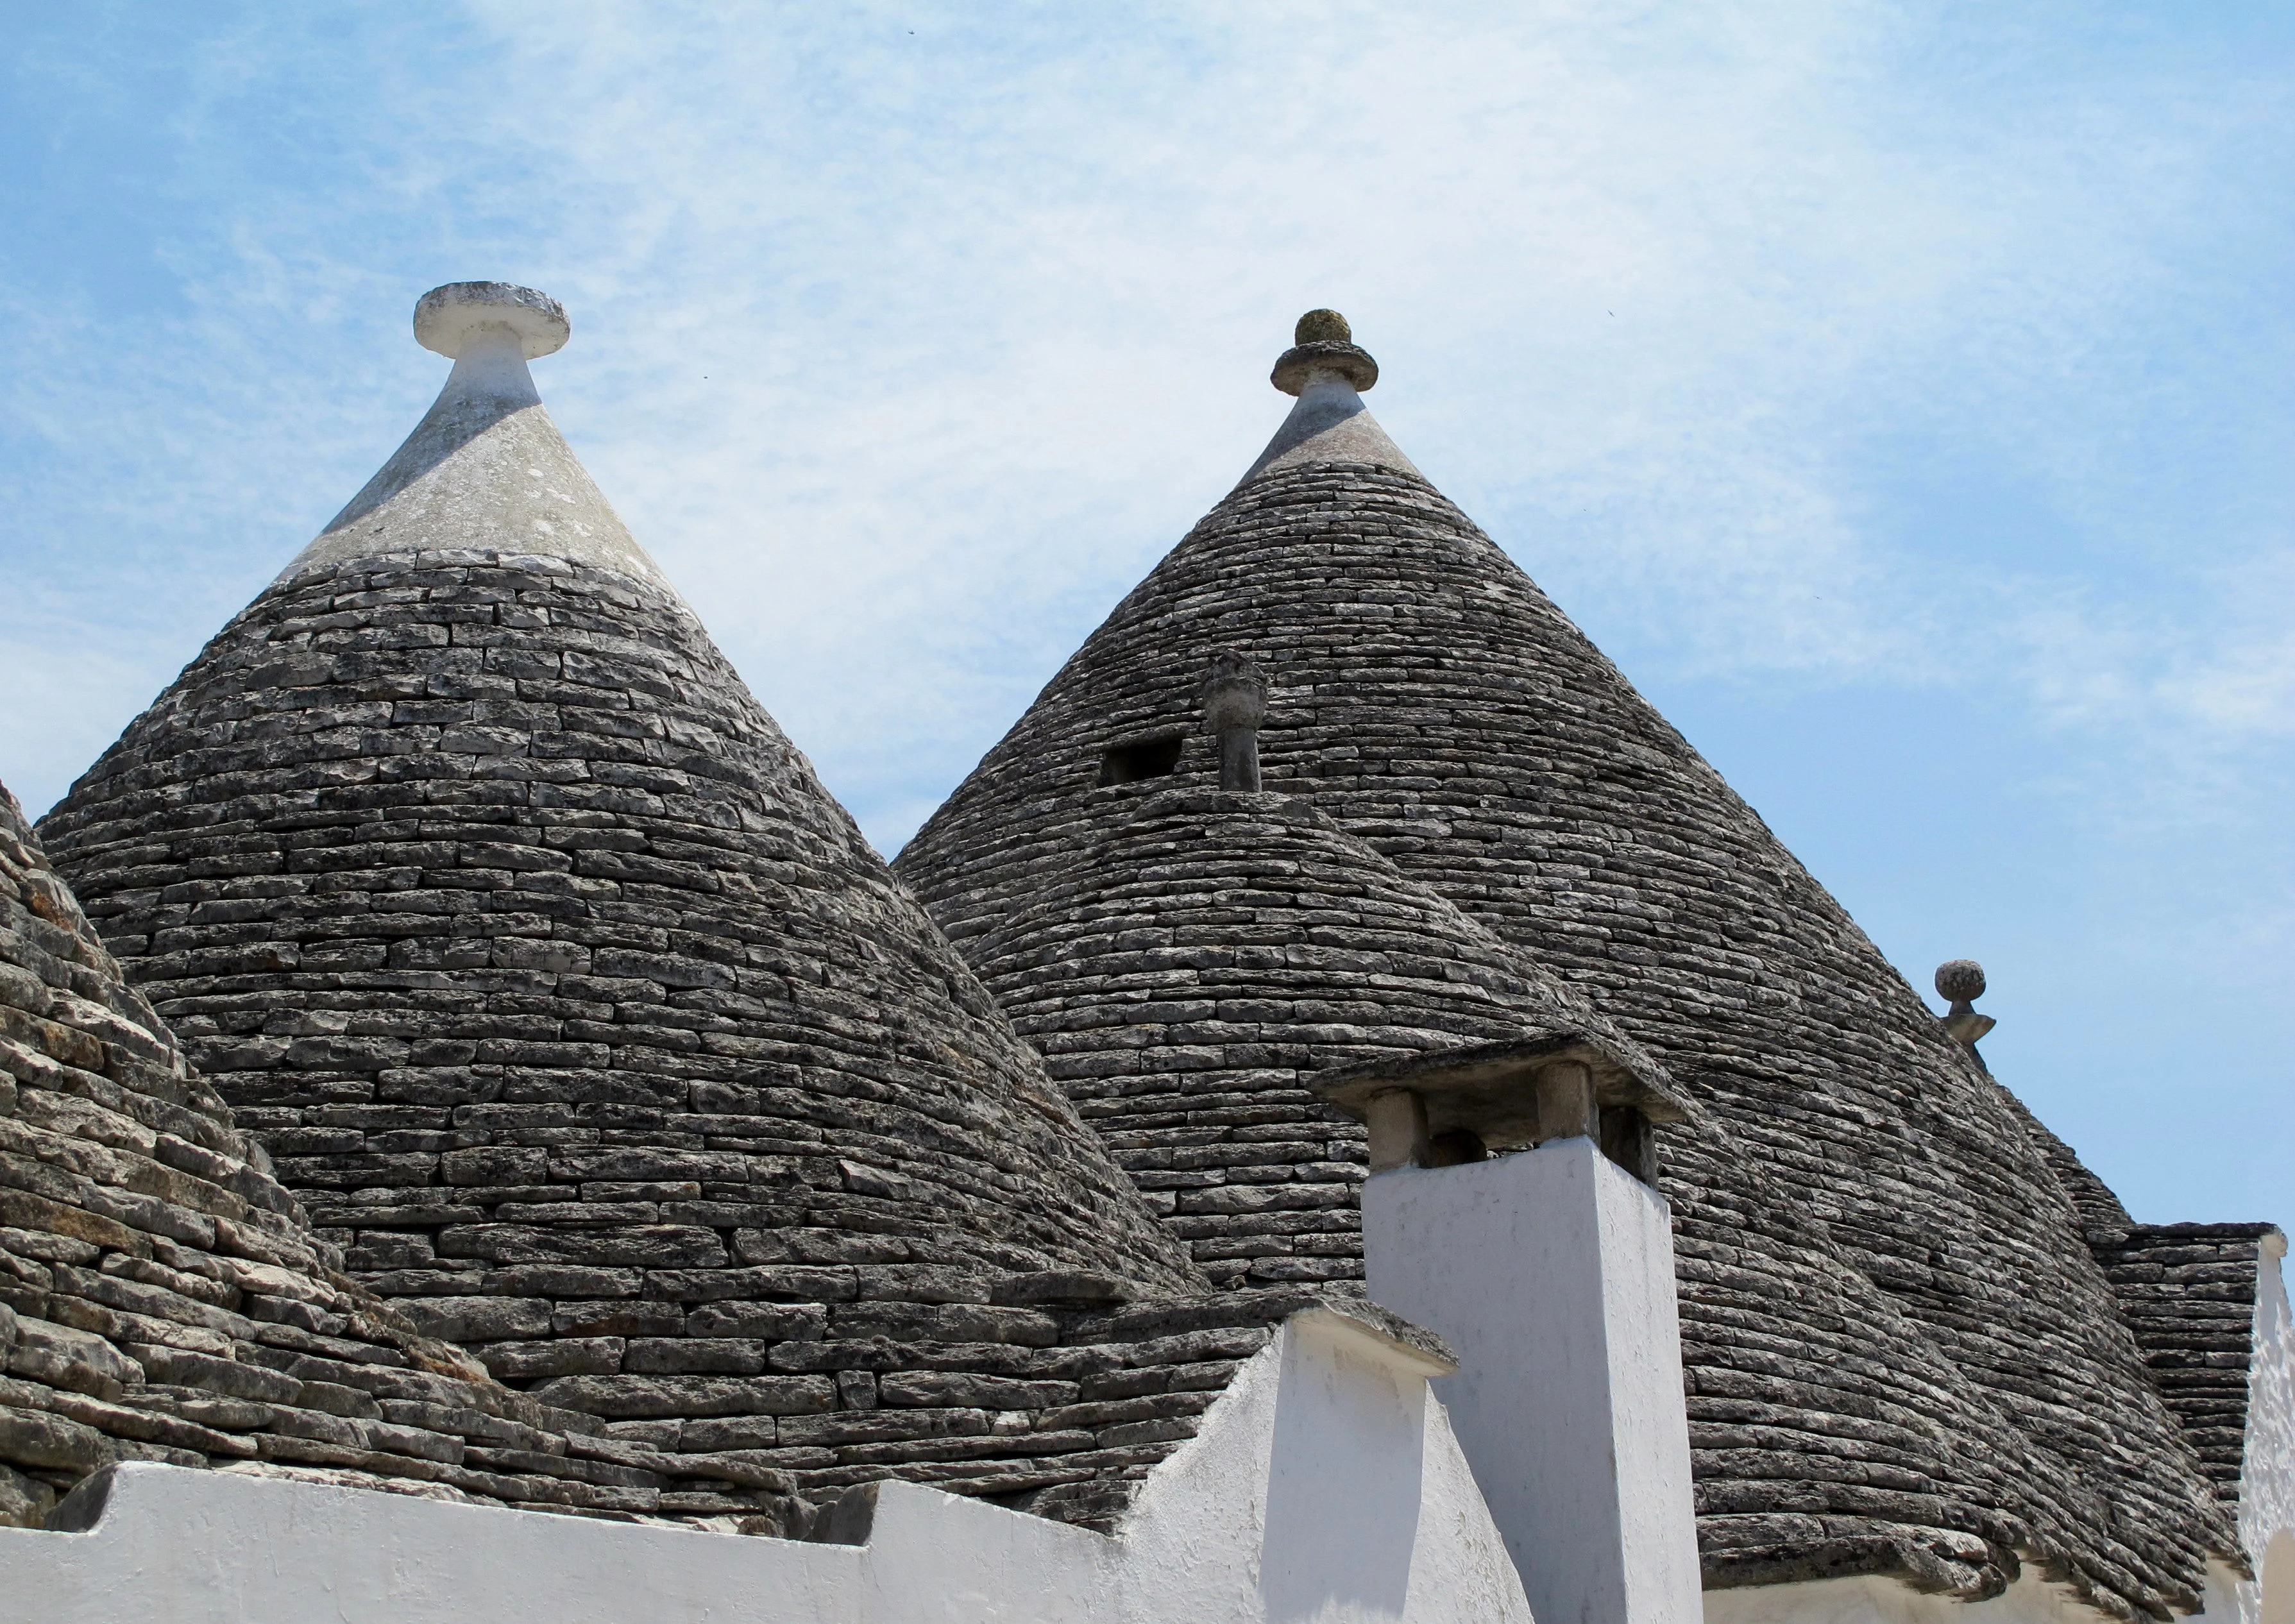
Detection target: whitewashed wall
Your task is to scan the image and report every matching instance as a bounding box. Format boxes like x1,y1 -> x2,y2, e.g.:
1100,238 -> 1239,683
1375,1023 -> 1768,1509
2235,1237 -> 2294,1624
0,1307 -> 1532,1624
1362,1137 -> 1702,1624
1707,1568 -> 2193,1624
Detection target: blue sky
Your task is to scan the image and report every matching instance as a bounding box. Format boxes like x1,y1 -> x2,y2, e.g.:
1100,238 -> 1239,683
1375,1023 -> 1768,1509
2,3 -> 2288,1225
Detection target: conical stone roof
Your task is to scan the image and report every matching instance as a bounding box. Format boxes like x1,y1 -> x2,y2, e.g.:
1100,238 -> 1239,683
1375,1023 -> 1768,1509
967,752 -> 1674,1288
36,285 -> 1212,1514
0,779 -> 715,1529
895,313 -> 2243,1615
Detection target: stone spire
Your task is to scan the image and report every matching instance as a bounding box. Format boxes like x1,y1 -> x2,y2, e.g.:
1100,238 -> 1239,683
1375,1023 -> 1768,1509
895,313 -> 2243,1617
287,282 -> 665,588
1935,958 -> 1997,1060
37,285 -> 1217,1520
1241,309 -> 1422,485
1198,650 -> 1267,792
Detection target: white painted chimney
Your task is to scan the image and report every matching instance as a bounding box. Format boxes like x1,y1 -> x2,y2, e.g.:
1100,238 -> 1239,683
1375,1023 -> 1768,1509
1317,1039 -> 1704,1624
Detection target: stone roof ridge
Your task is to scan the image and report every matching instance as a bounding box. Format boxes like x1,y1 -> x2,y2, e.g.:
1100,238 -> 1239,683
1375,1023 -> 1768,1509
1238,309 -> 1424,487
280,281 -> 670,591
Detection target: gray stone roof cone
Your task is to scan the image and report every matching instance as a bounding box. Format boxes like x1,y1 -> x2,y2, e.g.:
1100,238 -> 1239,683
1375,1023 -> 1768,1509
0,778 -> 707,1528
35,284 -> 1221,1525
895,314 -> 2255,1616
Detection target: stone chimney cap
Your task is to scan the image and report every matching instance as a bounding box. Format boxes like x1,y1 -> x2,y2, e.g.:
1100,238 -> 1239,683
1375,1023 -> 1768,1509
1271,309 -> 1378,396
1312,1033 -> 1688,1152
414,282 -> 570,360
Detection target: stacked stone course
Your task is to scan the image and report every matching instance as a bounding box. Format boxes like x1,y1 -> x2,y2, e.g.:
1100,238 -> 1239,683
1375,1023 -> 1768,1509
2089,1223 -> 2280,1510
2024,1110 -> 2282,1514
4,773 -> 1371,1534
40,548 -> 1197,1303
35,542 -> 1323,1528
895,341 -> 2253,1616
0,779 -> 713,1528
968,784 -> 1662,1287
28,286 -> 1385,1537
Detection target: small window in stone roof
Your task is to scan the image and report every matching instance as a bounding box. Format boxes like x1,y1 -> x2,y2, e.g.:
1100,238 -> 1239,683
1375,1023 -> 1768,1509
1099,732 -> 1185,786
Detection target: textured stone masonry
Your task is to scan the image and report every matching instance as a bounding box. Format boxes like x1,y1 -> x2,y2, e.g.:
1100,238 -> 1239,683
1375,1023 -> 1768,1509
22,292 -> 2276,1610
39,549 -> 1198,1300
0,779 -> 704,1530
896,431 -> 2250,1617
2024,1109 -> 2281,1516
967,784 -> 1664,1287
31,544 -> 1328,1530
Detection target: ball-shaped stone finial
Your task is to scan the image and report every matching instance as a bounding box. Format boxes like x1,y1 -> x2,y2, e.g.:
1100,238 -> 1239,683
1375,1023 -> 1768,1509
1935,960 -> 1986,1002
1271,310 -> 1377,395
414,282 -> 570,360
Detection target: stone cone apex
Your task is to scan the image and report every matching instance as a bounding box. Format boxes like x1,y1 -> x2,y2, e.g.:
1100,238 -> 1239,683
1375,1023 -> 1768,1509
0,779 -> 707,1529
36,286 -> 1205,1473
1242,309 -> 1422,486
285,282 -> 666,589
965,780 -> 1672,1287
894,316 -> 2242,1617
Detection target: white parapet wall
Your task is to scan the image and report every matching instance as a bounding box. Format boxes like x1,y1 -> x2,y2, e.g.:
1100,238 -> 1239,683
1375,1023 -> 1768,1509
0,1306 -> 1533,1624
1360,1135 -> 1704,1624
1704,1567 -> 2196,1624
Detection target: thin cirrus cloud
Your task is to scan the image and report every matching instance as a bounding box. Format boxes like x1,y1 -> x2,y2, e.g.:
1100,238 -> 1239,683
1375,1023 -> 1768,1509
0,1 -> 2287,1220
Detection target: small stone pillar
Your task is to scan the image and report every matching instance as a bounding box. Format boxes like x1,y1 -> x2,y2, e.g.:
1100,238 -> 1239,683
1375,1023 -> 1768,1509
1364,1088 -> 1430,1172
1201,650 -> 1267,793
1314,1039 -> 1701,1624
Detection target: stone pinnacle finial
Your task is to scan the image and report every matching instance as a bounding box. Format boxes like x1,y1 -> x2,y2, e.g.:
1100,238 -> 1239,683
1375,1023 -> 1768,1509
1272,309 -> 1378,396
414,282 -> 570,360
1201,650 -> 1269,793
1935,959 -> 1996,1056
1935,960 -> 1985,1003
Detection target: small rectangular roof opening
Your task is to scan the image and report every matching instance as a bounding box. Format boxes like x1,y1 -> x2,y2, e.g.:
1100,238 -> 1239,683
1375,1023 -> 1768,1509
1099,734 -> 1184,786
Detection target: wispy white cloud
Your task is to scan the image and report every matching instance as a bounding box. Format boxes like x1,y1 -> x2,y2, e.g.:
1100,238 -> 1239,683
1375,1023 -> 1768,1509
0,0 -> 2287,1217
3,2 -> 2285,820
